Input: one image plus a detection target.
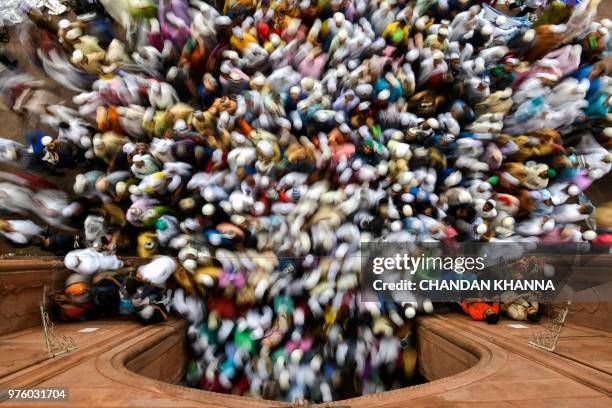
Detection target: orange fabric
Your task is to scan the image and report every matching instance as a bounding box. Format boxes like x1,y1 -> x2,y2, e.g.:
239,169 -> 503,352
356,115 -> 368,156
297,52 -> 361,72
235,118 -> 253,136
65,282 -> 89,296
461,301 -> 499,321
97,106 -> 125,134
107,106 -> 125,134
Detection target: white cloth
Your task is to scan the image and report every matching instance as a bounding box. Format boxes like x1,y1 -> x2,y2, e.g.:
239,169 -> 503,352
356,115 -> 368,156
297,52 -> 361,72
138,256 -> 176,287
64,248 -> 124,275
0,220 -> 43,244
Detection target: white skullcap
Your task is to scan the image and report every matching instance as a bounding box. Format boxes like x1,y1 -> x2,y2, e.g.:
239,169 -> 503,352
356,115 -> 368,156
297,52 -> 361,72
253,74 -> 265,86
301,77 -> 315,91
583,230 -> 597,241
355,83 -> 373,96
222,50 -> 240,60
415,17 -> 428,31
378,89 -> 390,101
219,63 -> 231,74
535,73 -> 558,81
215,16 -> 231,26
334,111 -> 345,124
426,118 -> 439,129
523,29 -> 535,42
174,119 -> 187,131
432,49 -> 444,60
58,19 -> 71,29
315,110 -> 329,122
123,142 -> 136,154
358,101 -> 370,111
65,28 -> 83,41
72,49 -> 84,63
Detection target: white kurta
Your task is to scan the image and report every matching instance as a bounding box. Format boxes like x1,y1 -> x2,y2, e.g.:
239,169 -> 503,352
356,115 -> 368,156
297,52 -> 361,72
0,220 -> 43,244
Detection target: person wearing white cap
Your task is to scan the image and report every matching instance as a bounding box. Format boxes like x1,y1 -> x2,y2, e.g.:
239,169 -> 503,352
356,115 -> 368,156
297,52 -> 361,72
326,12 -> 352,39
71,34 -> 107,74
425,26 -> 450,51
418,49 -> 448,86
138,256 -> 177,287
332,90 -> 359,113
148,81 -> 179,110
328,29 -> 349,62
0,219 -> 44,245
449,5 -> 481,41
354,83 -> 373,99
64,248 -> 123,275
371,3 -> 395,36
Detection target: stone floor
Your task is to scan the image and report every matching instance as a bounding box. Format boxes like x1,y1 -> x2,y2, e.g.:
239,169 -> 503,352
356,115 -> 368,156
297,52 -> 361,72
0,313 -> 610,407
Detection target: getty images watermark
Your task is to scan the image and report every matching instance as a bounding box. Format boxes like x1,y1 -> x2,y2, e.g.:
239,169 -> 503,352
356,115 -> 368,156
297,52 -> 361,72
371,252 -> 554,292
360,242 -> 612,303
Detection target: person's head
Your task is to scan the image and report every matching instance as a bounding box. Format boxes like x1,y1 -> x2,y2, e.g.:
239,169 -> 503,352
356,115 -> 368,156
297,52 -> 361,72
484,309 -> 499,324
527,307 -> 540,323
32,235 -> 47,247
579,204 -> 594,215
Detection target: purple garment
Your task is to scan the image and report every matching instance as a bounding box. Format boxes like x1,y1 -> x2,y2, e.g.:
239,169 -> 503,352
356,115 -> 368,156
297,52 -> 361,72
298,53 -> 328,79
170,0 -> 191,24
127,198 -> 160,227
568,170 -> 593,191
543,45 -> 581,77
332,93 -> 360,113
159,0 -> 191,48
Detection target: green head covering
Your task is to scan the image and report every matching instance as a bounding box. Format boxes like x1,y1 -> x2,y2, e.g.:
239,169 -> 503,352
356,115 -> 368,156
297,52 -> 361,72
372,124 -> 381,139
391,28 -> 404,44
274,295 -> 294,315
234,329 -> 255,353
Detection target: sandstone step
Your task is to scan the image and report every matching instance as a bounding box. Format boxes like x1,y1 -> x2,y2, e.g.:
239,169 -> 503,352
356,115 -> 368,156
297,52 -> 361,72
0,259 -> 610,407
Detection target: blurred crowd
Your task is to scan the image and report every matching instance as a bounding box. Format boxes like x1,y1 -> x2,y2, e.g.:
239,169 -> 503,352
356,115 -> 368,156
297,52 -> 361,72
0,0 -> 611,403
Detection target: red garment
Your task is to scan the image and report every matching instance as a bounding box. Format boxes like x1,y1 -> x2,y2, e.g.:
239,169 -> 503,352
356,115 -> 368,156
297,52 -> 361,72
594,233 -> 612,243
207,296 -> 237,319
461,301 -> 499,321
426,71 -> 446,88
257,23 -> 270,41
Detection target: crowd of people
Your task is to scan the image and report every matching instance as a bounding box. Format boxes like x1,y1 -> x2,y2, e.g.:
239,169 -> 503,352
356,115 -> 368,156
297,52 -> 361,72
0,0 -> 611,403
